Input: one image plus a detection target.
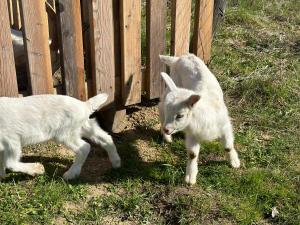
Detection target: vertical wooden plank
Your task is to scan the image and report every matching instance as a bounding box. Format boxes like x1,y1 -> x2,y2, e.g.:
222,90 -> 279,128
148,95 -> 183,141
91,0 -> 126,134
120,0 -> 141,106
171,0 -> 192,56
12,0 -> 21,29
0,0 -> 18,97
192,0 -> 214,63
7,0 -> 13,26
20,0 -> 53,95
111,0 -> 126,132
146,0 -> 167,99
57,0 -> 86,100
88,0 -> 115,105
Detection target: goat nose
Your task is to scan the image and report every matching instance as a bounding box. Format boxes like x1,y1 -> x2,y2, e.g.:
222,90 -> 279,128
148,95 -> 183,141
163,128 -> 170,134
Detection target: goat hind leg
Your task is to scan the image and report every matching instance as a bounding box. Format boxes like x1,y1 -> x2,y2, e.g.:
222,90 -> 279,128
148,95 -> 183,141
83,119 -> 121,168
62,138 -> 91,180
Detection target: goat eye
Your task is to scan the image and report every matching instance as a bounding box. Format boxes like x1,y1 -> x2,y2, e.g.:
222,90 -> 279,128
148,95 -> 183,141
175,114 -> 184,120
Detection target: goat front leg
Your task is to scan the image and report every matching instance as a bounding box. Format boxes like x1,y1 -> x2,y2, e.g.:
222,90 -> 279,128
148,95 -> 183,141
6,143 -> 45,176
82,119 -> 121,168
221,124 -> 240,168
184,135 -> 200,185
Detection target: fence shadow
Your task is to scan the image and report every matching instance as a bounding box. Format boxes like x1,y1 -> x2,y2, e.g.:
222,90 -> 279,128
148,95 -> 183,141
3,119 -> 230,184
2,124 -> 175,184
76,124 -> 171,185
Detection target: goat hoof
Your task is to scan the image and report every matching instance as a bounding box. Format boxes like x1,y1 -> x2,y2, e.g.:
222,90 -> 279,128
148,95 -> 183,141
163,135 -> 173,143
31,163 -> 45,176
63,168 -> 80,181
230,158 -> 241,168
185,175 -> 196,185
228,150 -> 241,168
111,159 -> 121,168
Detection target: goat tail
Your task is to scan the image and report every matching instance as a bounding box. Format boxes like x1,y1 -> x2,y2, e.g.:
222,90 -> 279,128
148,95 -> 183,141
86,93 -> 108,113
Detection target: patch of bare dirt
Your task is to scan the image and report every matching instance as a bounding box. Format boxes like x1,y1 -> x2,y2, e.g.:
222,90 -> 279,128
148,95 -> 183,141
54,216 -> 68,225
135,139 -> 161,162
64,201 -> 83,214
80,147 -> 113,183
99,216 -> 138,225
86,183 -> 114,199
123,103 -> 160,131
119,103 -> 163,162
23,142 -> 74,158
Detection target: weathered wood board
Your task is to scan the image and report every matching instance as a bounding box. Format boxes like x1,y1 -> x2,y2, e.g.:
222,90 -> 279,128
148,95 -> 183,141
58,0 -> 86,100
120,0 -> 142,106
89,0 -> 115,104
146,0 -> 167,99
20,0 -> 53,94
192,0 -> 214,63
171,0 -> 192,56
0,0 -> 18,97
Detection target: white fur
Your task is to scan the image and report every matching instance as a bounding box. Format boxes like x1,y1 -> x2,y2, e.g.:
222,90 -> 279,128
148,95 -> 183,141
159,54 -> 240,185
0,94 -> 121,181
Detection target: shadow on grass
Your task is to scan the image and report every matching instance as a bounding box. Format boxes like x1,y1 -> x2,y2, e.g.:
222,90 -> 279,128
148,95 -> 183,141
2,124 -> 182,185
3,122 -> 230,185
76,125 -> 182,185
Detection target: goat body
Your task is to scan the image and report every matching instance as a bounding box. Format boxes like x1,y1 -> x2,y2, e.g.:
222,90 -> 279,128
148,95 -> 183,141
159,54 -> 240,185
0,94 -> 121,181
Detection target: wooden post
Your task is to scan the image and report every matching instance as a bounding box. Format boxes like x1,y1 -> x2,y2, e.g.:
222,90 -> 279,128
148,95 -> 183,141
94,0 -> 126,133
171,0 -> 192,56
57,0 -> 86,100
20,0 -> 53,95
0,0 -> 19,97
192,0 -> 214,63
88,0 -> 115,105
120,0 -> 142,106
146,0 -> 167,99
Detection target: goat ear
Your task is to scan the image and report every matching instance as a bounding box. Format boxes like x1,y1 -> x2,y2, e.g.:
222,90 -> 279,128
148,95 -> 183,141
159,55 -> 178,67
161,72 -> 177,91
186,95 -> 200,108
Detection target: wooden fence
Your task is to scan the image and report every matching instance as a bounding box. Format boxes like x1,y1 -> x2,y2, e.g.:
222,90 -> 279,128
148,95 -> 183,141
0,0 -> 214,130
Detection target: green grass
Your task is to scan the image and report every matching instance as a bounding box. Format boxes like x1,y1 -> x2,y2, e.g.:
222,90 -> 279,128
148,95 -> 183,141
1,0 -> 300,224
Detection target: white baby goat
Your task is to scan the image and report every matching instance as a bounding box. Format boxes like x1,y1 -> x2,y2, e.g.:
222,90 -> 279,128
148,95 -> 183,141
158,54 -> 240,185
0,94 -> 121,181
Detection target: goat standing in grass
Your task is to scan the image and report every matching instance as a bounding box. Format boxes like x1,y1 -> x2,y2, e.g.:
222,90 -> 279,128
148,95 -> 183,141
0,94 -> 121,181
159,54 -> 240,185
